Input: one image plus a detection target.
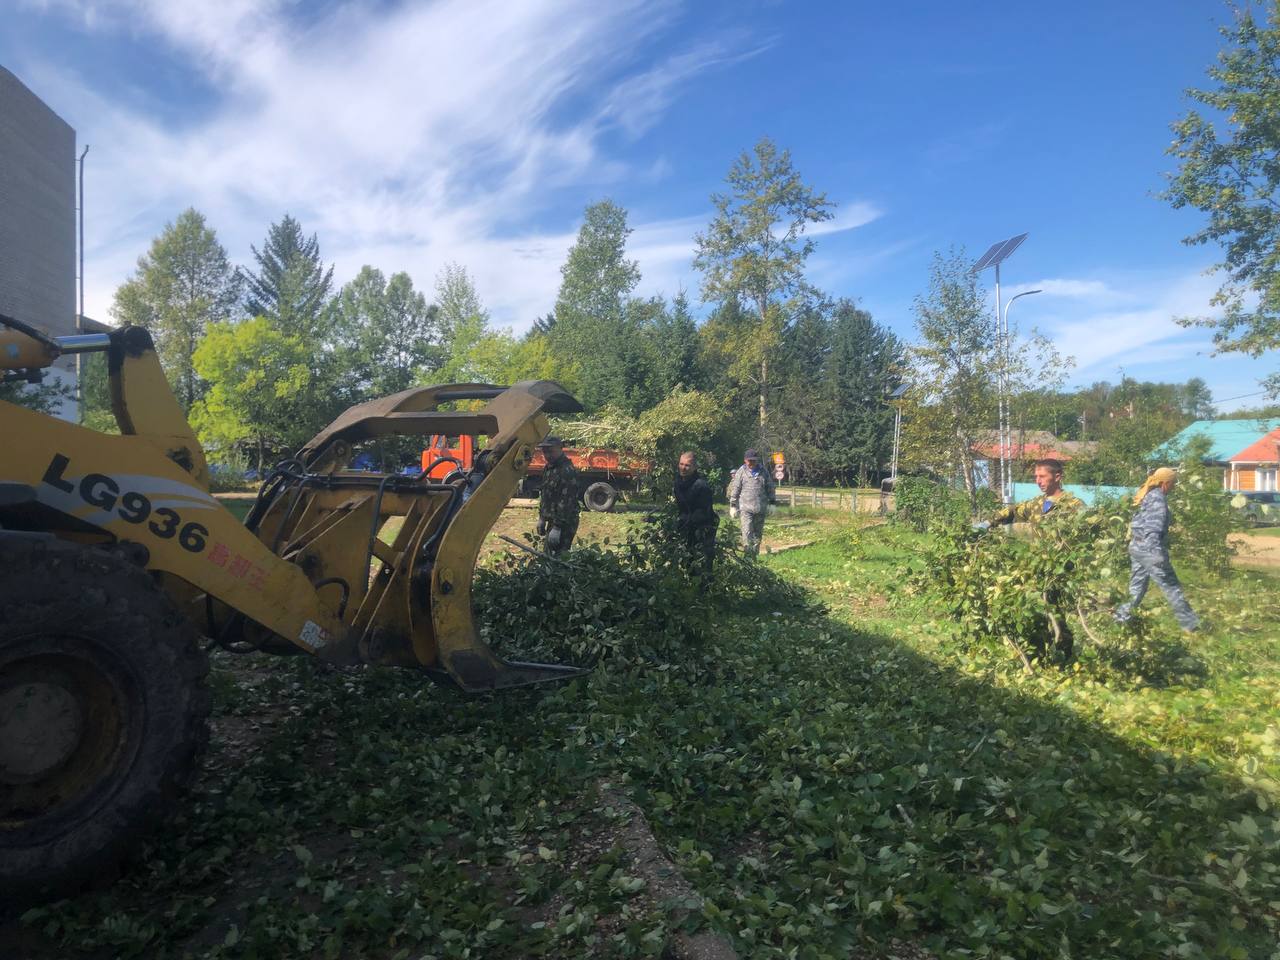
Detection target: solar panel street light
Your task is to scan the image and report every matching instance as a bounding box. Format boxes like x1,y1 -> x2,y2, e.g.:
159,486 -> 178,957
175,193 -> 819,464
972,233 -> 1030,505
972,232 -> 1028,274
888,383 -> 910,482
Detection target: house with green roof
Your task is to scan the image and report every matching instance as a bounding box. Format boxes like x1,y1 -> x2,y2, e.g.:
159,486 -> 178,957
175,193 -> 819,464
1150,419 -> 1280,491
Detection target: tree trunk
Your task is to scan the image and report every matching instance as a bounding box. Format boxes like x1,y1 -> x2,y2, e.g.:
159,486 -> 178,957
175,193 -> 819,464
957,435 -> 977,512
759,356 -> 768,429
257,435 -> 266,477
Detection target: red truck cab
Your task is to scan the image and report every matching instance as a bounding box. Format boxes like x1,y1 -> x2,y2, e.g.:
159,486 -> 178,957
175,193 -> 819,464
421,436 -> 650,511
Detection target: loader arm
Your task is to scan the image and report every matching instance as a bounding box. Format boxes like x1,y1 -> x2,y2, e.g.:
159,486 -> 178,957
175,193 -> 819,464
0,320 -> 586,690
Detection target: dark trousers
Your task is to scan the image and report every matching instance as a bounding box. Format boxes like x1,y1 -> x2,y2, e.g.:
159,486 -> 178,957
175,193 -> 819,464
545,517 -> 579,557
683,523 -> 716,576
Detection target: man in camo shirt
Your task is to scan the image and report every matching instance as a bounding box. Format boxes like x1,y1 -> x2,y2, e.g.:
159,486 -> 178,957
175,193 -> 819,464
976,458 -> 1083,660
983,459 -> 1082,527
536,437 -> 580,557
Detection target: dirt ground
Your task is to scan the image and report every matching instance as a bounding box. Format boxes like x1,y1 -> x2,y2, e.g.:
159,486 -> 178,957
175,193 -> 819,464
1230,530 -> 1280,567
479,503 -> 850,561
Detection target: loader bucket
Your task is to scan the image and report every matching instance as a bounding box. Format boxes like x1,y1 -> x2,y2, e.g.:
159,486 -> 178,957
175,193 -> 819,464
289,380 -> 590,691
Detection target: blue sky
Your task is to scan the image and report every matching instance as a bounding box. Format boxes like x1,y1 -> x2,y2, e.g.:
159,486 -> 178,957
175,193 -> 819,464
4,0 -> 1273,410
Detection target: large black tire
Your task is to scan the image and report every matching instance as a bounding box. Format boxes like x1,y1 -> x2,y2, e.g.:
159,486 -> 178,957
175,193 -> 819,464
583,481 -> 618,513
0,537 -> 210,900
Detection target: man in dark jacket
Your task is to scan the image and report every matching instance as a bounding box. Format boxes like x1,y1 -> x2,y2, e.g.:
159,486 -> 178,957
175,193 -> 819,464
674,452 -> 719,576
537,437 -> 580,557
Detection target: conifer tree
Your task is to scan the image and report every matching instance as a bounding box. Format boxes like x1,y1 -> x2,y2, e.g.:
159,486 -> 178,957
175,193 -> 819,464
243,214 -> 334,337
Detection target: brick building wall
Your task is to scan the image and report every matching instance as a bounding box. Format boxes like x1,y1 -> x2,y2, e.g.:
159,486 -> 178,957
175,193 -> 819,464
0,65 -> 77,416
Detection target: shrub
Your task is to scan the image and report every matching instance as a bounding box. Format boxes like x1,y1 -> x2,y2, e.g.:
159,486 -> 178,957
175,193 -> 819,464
1165,455 -> 1239,575
921,470 -> 1239,673
474,507 -> 809,668
207,450 -> 254,493
922,507 -> 1131,670
894,476 -> 994,532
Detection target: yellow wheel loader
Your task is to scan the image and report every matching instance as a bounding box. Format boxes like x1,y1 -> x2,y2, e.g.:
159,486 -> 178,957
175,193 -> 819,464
0,314 -> 584,897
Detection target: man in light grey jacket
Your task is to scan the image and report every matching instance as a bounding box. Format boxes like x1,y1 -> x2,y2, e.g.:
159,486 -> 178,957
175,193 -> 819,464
728,448 -> 776,557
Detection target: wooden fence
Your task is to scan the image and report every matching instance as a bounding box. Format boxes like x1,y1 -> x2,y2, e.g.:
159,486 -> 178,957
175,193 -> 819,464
774,487 -> 892,514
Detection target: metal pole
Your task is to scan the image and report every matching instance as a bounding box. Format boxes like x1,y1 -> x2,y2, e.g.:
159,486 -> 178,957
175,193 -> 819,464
77,145 -> 88,327
891,405 -> 901,482
999,289 -> 1042,503
993,262 -> 1006,503
76,144 -> 89,423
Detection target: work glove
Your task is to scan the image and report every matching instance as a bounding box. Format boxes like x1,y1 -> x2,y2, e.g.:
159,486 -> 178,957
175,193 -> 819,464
546,526 -> 562,551
536,518 -> 548,537
971,520 -> 991,532
729,505 -> 739,520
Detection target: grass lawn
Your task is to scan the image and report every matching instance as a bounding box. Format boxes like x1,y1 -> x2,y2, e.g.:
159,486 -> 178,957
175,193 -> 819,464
215,495 -> 254,523
6,516 -> 1277,959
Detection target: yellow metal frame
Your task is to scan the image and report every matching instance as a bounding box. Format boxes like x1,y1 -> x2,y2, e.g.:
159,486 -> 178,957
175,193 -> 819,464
0,324 -> 583,690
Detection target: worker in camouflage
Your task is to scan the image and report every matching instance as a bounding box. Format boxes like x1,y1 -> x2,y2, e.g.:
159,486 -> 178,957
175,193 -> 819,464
985,459 -> 1083,526
1115,467 -> 1200,631
536,437 -> 580,557
728,448 -> 776,558
977,458 -> 1083,660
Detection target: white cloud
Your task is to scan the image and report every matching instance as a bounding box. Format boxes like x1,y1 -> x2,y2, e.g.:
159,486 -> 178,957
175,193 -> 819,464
18,0 -> 799,330
1022,271 -> 1222,378
1006,278 -> 1118,301
598,36 -> 771,138
807,203 -> 882,238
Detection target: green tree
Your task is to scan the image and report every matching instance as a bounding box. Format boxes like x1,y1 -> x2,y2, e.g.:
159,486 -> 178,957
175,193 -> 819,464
824,300 -> 904,484
1019,376 -> 1214,443
429,263 -> 578,388
1221,400 -> 1280,418
1163,4 -> 1280,394
243,215 -> 334,337
0,376 -> 73,415
769,296 -> 837,481
79,350 -> 116,433
765,297 -> 902,486
109,208 -> 239,411
1178,376 -> 1216,419
332,267 -> 441,398
440,329 -> 578,387
903,249 -> 1067,508
645,290 -> 703,396
550,199 -> 654,412
435,262 -> 489,353
434,263 -> 492,384
693,136 -> 834,432
190,318 -> 314,472
554,200 -> 639,335
1064,376 -> 1210,485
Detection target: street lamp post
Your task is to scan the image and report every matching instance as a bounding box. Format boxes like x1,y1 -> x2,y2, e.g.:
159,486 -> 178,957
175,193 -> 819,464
888,383 -> 909,484
999,289 -> 1041,503
971,233 -> 1029,506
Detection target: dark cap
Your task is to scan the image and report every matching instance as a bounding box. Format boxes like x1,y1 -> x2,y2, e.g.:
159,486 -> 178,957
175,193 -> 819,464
744,448 -> 760,460
537,436 -> 564,448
